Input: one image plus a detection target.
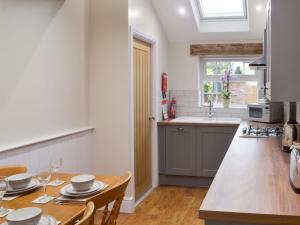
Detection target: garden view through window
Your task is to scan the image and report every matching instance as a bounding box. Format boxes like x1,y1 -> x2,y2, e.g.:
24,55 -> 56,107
201,59 -> 259,107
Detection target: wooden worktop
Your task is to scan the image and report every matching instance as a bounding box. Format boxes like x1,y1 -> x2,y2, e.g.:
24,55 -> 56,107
157,117 -> 240,127
199,122 -> 300,225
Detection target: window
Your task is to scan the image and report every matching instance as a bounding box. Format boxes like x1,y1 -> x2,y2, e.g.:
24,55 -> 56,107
197,0 -> 247,20
201,58 -> 260,107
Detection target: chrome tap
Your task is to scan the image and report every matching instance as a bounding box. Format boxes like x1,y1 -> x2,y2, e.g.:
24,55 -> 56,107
207,99 -> 214,118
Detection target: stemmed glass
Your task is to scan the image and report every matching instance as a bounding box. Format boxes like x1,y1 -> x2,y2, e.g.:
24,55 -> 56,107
36,170 -> 51,200
50,157 -> 63,184
0,177 -> 8,214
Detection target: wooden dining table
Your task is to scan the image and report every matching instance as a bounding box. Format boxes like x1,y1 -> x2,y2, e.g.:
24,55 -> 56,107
0,173 -> 123,225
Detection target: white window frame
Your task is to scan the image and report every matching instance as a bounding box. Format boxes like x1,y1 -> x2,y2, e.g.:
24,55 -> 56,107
196,0 -> 248,20
200,57 -> 260,108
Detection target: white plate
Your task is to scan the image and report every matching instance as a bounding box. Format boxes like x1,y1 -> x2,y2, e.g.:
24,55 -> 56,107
60,182 -> 106,198
66,181 -> 104,195
6,179 -> 41,196
3,214 -> 56,225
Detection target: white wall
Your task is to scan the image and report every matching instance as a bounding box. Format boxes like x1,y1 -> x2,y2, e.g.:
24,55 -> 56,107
89,0 -> 131,185
169,42 -> 199,90
0,131 -> 92,174
0,0 -> 90,149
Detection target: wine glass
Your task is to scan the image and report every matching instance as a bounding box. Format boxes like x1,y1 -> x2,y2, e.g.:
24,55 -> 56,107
36,170 -> 51,199
50,157 -> 63,184
0,177 -> 8,214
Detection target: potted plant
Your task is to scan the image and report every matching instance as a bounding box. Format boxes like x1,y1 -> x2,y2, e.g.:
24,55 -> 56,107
221,69 -> 231,108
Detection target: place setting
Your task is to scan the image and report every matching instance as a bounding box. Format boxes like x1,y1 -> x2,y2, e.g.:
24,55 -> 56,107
54,174 -> 108,205
1,207 -> 60,225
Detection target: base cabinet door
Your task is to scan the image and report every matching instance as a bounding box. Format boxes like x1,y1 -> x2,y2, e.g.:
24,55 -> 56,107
197,127 -> 236,177
165,126 -> 196,176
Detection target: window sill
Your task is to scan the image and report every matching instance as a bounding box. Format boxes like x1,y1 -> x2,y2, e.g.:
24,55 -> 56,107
200,105 -> 247,109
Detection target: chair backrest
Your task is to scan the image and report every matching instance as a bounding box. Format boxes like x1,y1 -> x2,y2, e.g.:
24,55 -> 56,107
75,201 -> 95,225
0,166 -> 27,177
92,171 -> 131,225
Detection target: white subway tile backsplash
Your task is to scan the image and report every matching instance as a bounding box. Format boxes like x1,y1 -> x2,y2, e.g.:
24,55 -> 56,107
169,90 -> 248,119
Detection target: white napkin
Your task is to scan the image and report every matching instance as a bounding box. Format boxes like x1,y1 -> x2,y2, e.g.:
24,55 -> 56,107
32,195 -> 55,204
3,195 -> 21,201
0,209 -> 14,218
47,180 -> 66,187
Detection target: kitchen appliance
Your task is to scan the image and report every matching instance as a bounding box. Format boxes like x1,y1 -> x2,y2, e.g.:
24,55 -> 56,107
290,143 -> 300,193
249,29 -> 267,70
240,125 -> 283,138
247,102 -> 284,123
282,102 -> 298,152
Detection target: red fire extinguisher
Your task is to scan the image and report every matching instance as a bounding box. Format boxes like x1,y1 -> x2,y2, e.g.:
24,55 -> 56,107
169,97 -> 176,119
162,73 -> 168,99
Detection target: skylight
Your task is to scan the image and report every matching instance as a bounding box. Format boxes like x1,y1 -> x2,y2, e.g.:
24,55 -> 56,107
198,0 -> 247,20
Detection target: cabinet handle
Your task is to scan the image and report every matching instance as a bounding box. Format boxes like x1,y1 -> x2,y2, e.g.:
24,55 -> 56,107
177,127 -> 184,132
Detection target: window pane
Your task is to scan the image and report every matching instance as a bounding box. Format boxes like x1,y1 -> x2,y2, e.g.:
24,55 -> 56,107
205,61 -> 231,75
205,61 -> 255,76
199,0 -> 246,19
203,81 -> 223,105
230,81 -> 258,105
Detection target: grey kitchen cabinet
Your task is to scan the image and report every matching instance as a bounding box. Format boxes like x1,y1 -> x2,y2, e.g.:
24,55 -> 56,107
159,124 -> 237,180
197,127 -> 236,177
165,126 -> 196,176
266,0 -> 300,101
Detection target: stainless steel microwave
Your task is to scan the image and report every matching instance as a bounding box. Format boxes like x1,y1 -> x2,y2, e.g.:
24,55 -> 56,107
247,102 -> 284,123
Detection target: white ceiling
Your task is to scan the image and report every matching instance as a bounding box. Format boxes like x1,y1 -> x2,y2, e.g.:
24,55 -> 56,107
151,0 -> 268,43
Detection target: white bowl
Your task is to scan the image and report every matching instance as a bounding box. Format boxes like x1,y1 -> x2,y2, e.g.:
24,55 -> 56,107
71,174 -> 95,191
7,173 -> 32,190
6,207 -> 42,225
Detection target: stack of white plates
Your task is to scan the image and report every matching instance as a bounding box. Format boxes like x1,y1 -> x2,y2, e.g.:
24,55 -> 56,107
60,181 -> 106,198
6,179 -> 41,196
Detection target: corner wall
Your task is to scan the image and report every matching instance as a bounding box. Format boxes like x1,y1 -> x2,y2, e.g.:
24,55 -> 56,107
88,0 -> 131,192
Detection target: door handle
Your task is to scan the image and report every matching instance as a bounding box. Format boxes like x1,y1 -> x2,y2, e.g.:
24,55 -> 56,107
177,127 -> 184,132
148,116 -> 155,121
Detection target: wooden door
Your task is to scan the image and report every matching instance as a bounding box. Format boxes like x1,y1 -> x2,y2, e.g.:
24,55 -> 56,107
133,38 -> 152,200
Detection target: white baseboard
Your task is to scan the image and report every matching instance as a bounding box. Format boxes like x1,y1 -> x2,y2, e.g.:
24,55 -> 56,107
120,196 -> 135,213
97,196 -> 135,214
97,188 -> 155,214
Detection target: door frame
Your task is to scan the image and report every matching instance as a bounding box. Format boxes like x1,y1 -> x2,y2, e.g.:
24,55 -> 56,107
129,26 -> 159,204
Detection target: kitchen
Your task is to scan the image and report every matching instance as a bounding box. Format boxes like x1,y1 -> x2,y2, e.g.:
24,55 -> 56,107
1,0 -> 300,225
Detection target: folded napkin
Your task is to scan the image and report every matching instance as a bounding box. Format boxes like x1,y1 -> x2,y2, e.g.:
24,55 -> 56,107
32,195 -> 55,204
0,209 -> 14,218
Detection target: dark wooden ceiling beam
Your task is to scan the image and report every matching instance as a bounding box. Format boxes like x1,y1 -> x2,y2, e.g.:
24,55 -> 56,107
190,43 -> 263,56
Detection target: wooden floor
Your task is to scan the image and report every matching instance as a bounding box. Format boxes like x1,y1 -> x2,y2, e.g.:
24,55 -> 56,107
95,186 -> 208,225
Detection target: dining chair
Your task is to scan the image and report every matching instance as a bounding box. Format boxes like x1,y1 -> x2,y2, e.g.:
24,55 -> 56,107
0,165 -> 27,177
75,201 -> 95,225
93,171 -> 131,225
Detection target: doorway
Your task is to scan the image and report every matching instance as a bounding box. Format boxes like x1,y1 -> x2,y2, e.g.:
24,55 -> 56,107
133,38 -> 152,200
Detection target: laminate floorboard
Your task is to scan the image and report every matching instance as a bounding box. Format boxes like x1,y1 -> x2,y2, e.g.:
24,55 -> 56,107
95,186 -> 208,225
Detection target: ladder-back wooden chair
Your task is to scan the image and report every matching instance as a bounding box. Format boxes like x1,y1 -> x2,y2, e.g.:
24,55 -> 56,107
0,165 -> 27,177
93,171 -> 131,225
75,201 -> 95,225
